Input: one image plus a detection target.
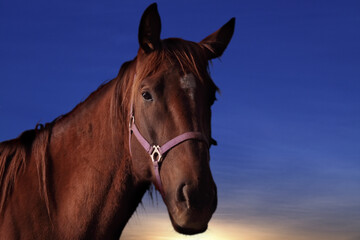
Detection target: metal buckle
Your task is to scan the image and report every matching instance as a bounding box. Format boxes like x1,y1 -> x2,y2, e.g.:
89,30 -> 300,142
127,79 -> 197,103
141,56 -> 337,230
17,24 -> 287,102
150,145 -> 162,163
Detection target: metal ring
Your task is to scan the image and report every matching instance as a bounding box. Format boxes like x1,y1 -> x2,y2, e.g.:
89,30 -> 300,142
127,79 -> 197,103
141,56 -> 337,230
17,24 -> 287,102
150,145 -> 162,163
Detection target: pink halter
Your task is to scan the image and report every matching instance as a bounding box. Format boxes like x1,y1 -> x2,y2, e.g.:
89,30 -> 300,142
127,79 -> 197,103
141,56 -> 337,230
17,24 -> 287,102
128,103 -> 209,197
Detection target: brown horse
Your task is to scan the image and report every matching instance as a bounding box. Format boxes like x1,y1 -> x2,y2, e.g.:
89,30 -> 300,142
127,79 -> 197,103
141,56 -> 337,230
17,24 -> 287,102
0,3 -> 234,239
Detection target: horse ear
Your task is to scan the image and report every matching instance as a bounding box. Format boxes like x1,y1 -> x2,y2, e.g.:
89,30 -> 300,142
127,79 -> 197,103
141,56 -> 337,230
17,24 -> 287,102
138,3 -> 161,53
200,18 -> 235,59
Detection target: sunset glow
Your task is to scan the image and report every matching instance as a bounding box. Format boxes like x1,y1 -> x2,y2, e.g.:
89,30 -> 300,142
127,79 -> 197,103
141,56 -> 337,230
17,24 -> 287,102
121,198 -> 355,240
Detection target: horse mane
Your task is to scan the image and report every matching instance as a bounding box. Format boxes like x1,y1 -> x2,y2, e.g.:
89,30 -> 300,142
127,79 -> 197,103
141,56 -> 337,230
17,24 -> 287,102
0,124 -> 52,216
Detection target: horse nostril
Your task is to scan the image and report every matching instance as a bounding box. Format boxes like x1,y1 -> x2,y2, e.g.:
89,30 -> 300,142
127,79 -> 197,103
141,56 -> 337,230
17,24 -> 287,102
182,184 -> 191,209
176,183 -> 216,211
176,183 -> 186,203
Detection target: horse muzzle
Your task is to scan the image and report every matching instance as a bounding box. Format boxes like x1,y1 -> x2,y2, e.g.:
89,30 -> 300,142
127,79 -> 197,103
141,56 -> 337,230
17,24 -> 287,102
168,181 -> 217,235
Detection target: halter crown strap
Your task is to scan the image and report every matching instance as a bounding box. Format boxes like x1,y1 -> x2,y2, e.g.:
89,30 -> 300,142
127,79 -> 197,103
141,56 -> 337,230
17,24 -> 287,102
129,114 -> 208,197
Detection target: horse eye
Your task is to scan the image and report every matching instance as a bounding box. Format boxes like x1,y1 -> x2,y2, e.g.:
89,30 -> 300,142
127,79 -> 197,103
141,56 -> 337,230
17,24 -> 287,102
142,91 -> 153,101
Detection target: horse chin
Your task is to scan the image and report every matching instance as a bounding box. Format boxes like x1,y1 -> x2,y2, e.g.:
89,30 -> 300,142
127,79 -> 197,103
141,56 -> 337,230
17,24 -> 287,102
173,222 -> 208,235
168,209 -> 211,235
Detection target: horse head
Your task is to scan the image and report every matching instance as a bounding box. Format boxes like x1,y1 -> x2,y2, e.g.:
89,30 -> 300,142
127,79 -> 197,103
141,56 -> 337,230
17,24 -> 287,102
128,3 -> 234,235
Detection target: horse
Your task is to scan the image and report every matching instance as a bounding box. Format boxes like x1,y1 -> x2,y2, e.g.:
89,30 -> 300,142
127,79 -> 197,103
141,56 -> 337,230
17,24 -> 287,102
0,3 -> 234,239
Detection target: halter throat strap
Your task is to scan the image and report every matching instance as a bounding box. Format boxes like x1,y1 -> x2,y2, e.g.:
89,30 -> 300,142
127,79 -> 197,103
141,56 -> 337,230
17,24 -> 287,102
128,110 -> 208,197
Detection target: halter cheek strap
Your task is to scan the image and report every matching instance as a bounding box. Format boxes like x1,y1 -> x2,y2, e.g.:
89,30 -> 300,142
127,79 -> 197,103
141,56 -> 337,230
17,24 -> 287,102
128,110 -> 209,197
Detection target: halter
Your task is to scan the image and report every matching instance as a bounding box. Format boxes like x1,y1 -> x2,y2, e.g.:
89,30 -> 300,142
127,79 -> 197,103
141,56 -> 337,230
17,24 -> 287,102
128,101 -> 209,197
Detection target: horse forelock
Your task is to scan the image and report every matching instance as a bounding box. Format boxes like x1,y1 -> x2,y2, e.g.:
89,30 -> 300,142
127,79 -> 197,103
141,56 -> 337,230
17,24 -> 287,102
136,38 -> 218,90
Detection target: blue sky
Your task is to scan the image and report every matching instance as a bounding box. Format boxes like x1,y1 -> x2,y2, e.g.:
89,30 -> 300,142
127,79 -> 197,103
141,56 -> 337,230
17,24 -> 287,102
1,0 -> 360,239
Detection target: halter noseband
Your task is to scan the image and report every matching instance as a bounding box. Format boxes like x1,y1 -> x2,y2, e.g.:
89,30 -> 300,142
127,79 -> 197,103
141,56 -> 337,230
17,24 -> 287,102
128,102 -> 209,197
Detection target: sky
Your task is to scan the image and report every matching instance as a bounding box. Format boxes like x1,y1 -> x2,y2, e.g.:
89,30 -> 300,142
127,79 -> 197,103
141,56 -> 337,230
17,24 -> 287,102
1,0 -> 360,239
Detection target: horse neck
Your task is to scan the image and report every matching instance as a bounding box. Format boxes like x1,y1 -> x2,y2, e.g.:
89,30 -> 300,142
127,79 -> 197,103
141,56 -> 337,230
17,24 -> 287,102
48,79 -> 147,238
